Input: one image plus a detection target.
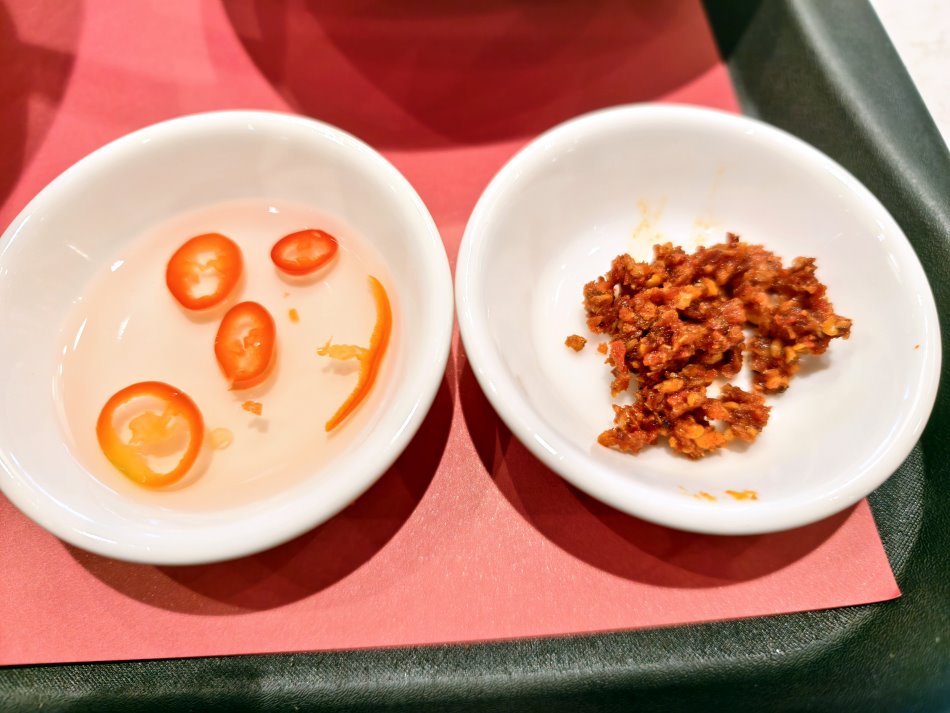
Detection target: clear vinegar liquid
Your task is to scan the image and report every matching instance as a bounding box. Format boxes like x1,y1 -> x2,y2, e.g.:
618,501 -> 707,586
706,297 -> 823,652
54,199 -> 394,512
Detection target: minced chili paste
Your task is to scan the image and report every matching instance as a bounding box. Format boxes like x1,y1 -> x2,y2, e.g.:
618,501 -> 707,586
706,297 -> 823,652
565,334 -> 587,351
579,233 -> 852,459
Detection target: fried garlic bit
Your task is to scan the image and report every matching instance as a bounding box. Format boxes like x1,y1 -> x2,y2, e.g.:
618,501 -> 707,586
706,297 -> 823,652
726,489 -> 759,501
317,340 -> 367,362
209,427 -> 233,450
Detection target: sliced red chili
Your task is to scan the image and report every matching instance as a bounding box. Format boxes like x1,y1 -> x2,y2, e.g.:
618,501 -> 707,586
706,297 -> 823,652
271,229 -> 338,276
166,233 -> 243,309
96,381 -> 205,488
318,276 -> 392,431
214,301 -> 277,390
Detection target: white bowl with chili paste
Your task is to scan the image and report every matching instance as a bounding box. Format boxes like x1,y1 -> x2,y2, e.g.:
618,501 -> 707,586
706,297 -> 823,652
457,104 -> 941,535
0,111 -> 452,564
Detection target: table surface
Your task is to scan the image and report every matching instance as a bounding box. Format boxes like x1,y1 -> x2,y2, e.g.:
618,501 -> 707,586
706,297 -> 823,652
0,0 -> 902,668
871,0 -> 950,145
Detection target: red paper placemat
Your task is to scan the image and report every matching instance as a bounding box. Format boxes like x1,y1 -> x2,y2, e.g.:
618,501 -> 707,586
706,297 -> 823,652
0,0 -> 898,666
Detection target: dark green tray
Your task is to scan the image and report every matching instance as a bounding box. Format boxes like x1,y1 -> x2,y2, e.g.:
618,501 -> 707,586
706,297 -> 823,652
2,2 -> 947,710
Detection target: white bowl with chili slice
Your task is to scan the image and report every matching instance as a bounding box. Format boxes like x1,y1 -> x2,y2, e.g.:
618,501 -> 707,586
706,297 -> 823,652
456,104 -> 941,535
0,111 -> 452,564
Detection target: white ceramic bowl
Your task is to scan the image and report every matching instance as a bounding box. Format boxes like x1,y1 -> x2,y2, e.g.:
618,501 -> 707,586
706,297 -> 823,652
457,104 -> 941,535
0,111 -> 453,563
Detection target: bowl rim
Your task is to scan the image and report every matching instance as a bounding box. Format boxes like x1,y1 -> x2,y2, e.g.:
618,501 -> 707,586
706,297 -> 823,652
455,102 -> 942,535
0,110 -> 454,563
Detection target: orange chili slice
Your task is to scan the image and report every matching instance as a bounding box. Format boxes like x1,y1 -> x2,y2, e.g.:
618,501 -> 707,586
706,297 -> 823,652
318,275 -> 391,431
96,381 -> 205,488
271,229 -> 338,276
214,301 -> 277,390
166,233 -> 243,310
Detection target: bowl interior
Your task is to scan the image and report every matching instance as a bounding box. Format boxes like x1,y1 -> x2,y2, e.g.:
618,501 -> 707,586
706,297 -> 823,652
459,105 -> 940,533
0,112 -> 451,562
